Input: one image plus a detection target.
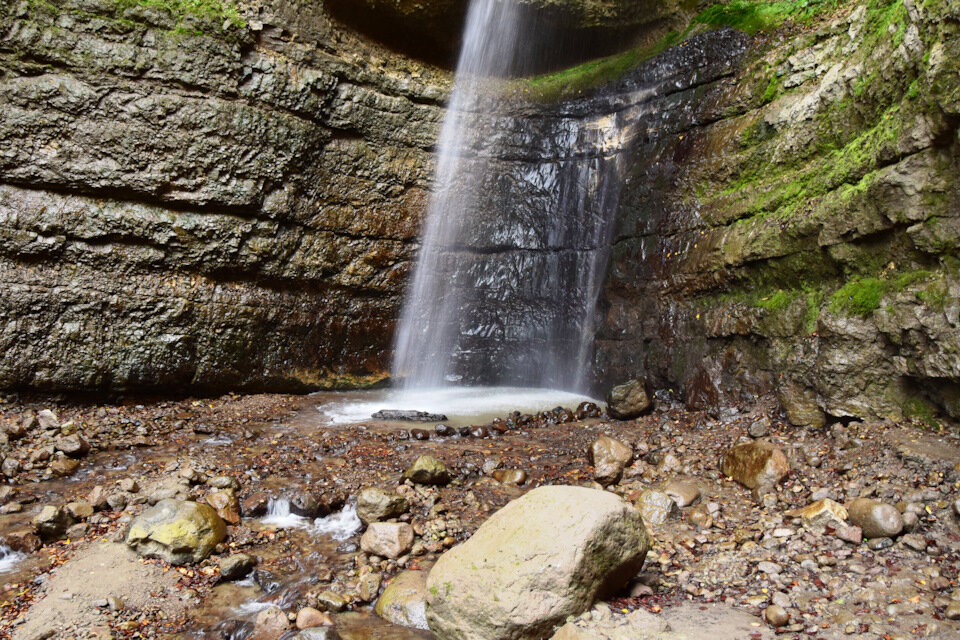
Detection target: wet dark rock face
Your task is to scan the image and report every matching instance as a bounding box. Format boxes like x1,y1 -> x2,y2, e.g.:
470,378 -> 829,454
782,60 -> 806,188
595,0 -> 960,423
0,0 -> 447,392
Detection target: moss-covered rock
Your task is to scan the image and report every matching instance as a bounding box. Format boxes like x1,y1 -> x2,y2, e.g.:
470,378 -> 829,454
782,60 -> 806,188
126,499 -> 226,564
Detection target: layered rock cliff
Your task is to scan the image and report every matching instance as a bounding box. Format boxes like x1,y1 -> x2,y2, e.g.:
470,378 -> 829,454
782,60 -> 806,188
595,0 -> 960,426
0,0 -> 447,391
2,0 -> 958,428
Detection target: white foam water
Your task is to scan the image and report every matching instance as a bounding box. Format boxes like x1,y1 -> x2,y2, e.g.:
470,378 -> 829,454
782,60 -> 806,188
0,545 -> 25,574
258,500 -> 362,542
312,503 -> 362,541
321,386 -> 599,426
259,498 -> 309,529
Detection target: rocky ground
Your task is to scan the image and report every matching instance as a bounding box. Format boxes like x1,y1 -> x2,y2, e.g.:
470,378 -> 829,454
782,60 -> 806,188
0,389 -> 958,639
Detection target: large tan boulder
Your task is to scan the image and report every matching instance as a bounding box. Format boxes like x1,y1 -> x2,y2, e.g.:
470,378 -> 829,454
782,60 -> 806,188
126,499 -> 226,564
425,486 -> 651,640
720,441 -> 790,489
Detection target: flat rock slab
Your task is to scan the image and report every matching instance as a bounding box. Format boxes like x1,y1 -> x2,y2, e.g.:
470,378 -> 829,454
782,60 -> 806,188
371,410 -> 448,422
552,602 -> 773,639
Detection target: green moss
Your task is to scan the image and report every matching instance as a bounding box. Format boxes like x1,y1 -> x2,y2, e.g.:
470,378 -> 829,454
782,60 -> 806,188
917,284 -> 947,309
754,289 -> 794,311
23,0 -> 245,34
522,0 -> 841,102
828,269 -> 935,316
903,396 -> 941,430
522,29 -> 681,101
829,276 -> 885,316
115,0 -> 245,28
804,287 -> 824,334
761,73 -> 781,104
693,0 -> 840,35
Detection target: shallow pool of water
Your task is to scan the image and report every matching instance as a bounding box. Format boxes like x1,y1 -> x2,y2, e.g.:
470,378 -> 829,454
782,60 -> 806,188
316,387 -> 601,427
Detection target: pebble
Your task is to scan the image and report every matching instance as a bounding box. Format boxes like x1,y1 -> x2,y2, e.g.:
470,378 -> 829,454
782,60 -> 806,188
764,604 -> 790,627
866,537 -> 893,550
296,606 -> 333,629
945,601 -> 960,620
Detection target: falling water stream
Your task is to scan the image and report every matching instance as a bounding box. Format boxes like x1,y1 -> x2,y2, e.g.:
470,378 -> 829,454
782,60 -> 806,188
391,0 -> 627,400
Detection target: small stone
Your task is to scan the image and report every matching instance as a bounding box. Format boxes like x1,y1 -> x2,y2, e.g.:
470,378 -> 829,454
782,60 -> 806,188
356,488 -> 409,524
2,529 -> 41,553
771,592 -> 791,609
253,605 -> 290,640
87,486 -> 110,511
663,480 -> 700,507
835,525 -> 862,545
1,457 -> 19,478
606,379 -> 652,419
118,478 -> 140,493
402,456 -> 450,485
3,421 -> 26,440
757,561 -> 782,575
54,434 -> 90,458
360,522 -> 414,559
49,457 -> 80,477
65,502 -> 94,520
748,417 -> 770,438
125,499 -> 226,564
492,469 -> 526,486
799,499 -> 848,528
374,570 -> 428,630
33,505 -> 75,540
358,572 -> 382,602
945,601 -> 960,620
589,436 -> 633,486
107,493 -> 128,511
220,553 -> 257,581
36,409 -> 60,430
296,607 -> 333,629
315,590 -> 346,613
633,490 -> 679,525
901,511 -> 919,532
241,492 -> 270,517
208,475 -> 239,490
721,441 -> 790,489
901,534 -> 927,552
847,498 -> 903,539
867,537 -> 894,550
291,493 -> 320,517
205,488 -> 242,525
0,502 -> 22,514
764,605 -> 790,627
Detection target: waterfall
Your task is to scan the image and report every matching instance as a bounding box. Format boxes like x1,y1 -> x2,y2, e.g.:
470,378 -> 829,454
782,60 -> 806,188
392,0 -> 626,393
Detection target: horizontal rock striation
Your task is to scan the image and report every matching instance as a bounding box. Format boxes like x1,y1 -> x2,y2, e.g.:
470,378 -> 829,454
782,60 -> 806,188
0,0 -> 447,392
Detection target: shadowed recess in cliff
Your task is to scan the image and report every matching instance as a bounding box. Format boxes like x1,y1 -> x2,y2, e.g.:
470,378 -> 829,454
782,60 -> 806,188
391,0 -> 630,392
